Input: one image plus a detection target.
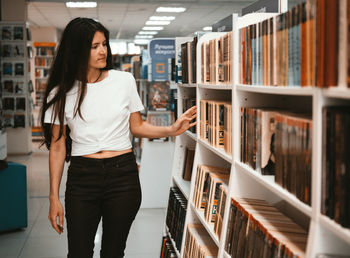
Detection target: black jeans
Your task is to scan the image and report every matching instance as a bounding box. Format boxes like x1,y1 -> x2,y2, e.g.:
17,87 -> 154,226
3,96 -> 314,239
65,152 -> 142,258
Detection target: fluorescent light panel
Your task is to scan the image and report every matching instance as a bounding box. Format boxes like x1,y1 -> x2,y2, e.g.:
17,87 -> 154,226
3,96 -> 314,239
138,31 -> 158,35
203,26 -> 212,31
146,20 -> 170,25
135,35 -> 154,39
142,26 -> 164,31
66,1 -> 97,8
134,39 -> 150,45
150,16 -> 175,21
156,7 -> 186,13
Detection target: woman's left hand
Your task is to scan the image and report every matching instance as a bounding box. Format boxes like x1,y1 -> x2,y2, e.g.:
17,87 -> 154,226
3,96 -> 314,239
170,106 -> 197,136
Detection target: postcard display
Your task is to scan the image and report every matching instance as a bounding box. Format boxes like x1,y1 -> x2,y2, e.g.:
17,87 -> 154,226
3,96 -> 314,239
0,22 -> 32,154
162,5 -> 350,258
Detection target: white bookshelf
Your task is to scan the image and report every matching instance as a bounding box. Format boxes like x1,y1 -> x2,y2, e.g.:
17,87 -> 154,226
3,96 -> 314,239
163,7 -> 350,258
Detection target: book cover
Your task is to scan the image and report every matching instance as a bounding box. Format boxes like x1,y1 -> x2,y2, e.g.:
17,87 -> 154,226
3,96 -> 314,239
15,63 -> 24,76
4,80 -> 14,94
2,26 -> 12,40
14,114 -> 25,128
3,63 -> 13,76
147,81 -> 170,111
13,26 -> 24,40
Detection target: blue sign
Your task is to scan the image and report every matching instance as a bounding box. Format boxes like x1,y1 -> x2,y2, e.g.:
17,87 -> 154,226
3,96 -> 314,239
152,58 -> 169,81
149,39 -> 175,59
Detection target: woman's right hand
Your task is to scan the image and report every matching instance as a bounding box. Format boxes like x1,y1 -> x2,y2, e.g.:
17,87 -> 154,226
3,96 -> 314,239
48,198 -> 64,234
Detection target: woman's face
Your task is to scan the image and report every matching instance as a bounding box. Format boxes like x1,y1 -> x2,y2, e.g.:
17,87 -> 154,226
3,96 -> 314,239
88,31 -> 107,70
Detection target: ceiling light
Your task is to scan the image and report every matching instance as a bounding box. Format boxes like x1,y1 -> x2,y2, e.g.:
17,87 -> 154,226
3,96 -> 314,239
156,7 -> 186,13
135,35 -> 154,39
142,26 -> 164,31
150,16 -> 175,21
66,1 -> 97,8
146,21 -> 171,26
134,39 -> 150,45
203,26 -> 212,31
138,31 -> 158,35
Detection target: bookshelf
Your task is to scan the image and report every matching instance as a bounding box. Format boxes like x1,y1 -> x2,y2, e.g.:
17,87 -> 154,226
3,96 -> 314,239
0,22 -> 32,154
32,42 -> 56,139
162,3 -> 350,257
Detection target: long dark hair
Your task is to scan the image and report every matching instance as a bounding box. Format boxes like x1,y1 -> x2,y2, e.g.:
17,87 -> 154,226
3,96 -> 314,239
40,17 -> 113,161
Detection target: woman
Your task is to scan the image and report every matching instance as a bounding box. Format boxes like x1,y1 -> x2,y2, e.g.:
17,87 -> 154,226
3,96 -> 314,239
41,17 -> 196,258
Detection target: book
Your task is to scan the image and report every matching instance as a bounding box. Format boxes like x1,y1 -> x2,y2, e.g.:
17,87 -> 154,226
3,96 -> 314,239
3,97 -> 15,110
4,80 -> 14,94
15,63 -> 24,76
15,97 -> 26,111
13,26 -> 24,40
2,26 -> 12,40
3,63 -> 13,76
182,147 -> 195,181
14,114 -> 25,128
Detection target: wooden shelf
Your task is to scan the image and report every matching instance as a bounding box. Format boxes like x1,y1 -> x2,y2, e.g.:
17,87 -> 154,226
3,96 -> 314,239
173,175 -> 191,200
165,225 -> 181,257
235,161 -> 312,218
236,84 -> 315,96
185,130 -> 197,141
319,214 -> 350,246
190,203 -> 220,247
322,87 -> 350,100
198,138 -> 232,164
178,83 -> 197,88
198,83 -> 232,90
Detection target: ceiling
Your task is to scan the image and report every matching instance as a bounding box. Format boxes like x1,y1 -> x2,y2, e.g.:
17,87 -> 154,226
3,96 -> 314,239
27,0 -> 256,40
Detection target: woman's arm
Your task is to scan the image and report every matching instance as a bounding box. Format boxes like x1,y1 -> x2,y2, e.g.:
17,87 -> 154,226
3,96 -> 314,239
129,106 -> 197,138
48,124 -> 66,234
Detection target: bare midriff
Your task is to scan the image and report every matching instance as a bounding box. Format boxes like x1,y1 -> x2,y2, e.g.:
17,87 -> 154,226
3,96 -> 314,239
82,149 -> 133,159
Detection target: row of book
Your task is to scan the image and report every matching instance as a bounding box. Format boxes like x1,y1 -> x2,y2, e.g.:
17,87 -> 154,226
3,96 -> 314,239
201,31 -> 232,85
2,80 -> 27,95
2,113 -> 26,128
225,197 -> 308,258
182,147 -> 195,181
165,187 -> 187,252
35,67 -> 50,78
2,97 -> 26,111
160,236 -> 177,258
200,99 -> 232,155
1,44 -> 25,58
240,0 -> 348,88
1,25 -> 24,41
322,107 -> 350,229
35,46 -> 55,56
182,96 -> 196,134
193,164 -> 229,239
34,56 -> 53,67
2,62 -> 25,76
183,224 -> 218,258
181,36 -> 198,84
240,107 -> 312,205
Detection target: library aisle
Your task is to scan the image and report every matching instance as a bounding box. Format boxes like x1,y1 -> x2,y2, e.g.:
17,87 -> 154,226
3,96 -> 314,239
0,142 -> 166,258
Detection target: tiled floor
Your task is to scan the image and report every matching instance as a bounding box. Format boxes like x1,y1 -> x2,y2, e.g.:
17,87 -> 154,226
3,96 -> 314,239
0,142 -> 166,258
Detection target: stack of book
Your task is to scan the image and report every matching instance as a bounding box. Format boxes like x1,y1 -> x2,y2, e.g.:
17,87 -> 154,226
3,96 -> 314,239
165,187 -> 187,252
225,197 -> 308,258
200,100 -> 232,153
239,0 -> 349,88
322,107 -> 350,228
183,224 -> 218,258
201,31 -> 232,85
240,107 -> 312,205
193,164 -> 229,237
181,36 -> 198,84
160,236 -> 177,258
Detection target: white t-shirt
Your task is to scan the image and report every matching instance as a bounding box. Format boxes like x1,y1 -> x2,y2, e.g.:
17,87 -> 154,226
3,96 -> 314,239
44,70 -> 144,156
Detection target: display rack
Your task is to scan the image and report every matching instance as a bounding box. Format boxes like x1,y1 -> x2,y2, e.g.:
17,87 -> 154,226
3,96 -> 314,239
162,6 -> 350,258
0,21 -> 32,154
